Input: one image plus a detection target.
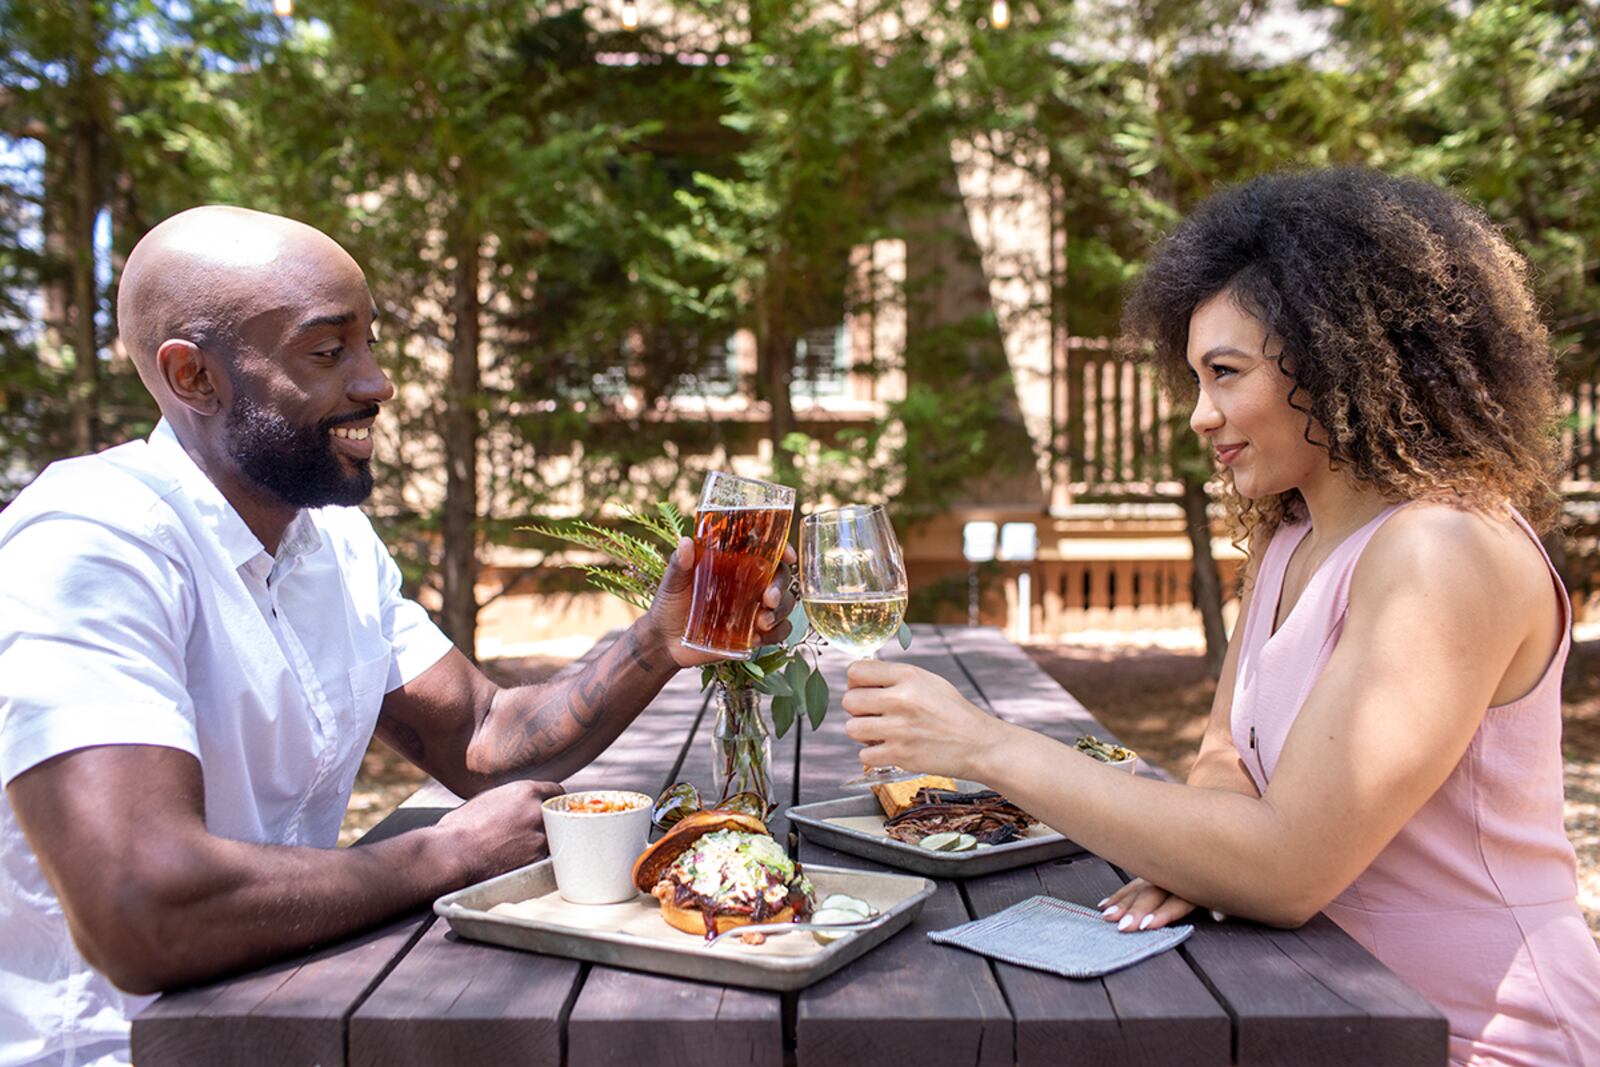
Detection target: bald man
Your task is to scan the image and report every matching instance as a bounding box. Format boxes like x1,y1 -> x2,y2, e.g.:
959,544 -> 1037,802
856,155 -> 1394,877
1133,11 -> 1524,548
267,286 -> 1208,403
0,207 -> 794,1067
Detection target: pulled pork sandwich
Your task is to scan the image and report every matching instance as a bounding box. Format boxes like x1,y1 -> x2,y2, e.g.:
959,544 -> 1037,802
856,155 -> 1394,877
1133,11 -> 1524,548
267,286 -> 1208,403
631,810 -> 814,939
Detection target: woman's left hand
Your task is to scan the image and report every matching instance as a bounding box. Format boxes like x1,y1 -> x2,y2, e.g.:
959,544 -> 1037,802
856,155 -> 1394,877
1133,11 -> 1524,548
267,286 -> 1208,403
841,660 -> 1013,780
1098,876 -> 1221,932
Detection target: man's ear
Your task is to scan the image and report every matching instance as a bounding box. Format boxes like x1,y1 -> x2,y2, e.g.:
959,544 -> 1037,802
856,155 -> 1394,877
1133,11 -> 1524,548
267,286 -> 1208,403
155,339 -> 224,416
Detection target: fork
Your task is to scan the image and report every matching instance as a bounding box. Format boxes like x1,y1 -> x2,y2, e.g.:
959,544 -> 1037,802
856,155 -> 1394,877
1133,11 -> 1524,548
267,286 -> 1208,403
703,913 -> 890,948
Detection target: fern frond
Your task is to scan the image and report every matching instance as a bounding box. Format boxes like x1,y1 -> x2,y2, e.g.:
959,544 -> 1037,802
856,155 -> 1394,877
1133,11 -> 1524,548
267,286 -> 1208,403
658,500 -> 687,539
582,567 -> 655,612
620,505 -> 687,551
530,520 -> 667,584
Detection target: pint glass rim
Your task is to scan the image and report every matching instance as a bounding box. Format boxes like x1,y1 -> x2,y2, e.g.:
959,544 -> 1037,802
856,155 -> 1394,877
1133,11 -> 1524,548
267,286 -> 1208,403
699,470 -> 797,509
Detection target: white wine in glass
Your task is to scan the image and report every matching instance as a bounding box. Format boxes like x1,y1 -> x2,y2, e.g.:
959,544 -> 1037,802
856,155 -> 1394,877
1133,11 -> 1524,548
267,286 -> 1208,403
799,504 -> 912,786
802,593 -> 908,660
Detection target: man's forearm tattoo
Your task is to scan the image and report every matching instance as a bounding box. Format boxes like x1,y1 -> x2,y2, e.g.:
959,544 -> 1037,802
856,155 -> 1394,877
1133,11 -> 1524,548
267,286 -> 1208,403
626,629 -> 657,674
491,628 -> 666,770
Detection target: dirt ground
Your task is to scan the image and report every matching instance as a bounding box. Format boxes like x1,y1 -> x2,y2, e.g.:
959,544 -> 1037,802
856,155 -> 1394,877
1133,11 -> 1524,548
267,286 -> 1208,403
338,637 -> 1600,944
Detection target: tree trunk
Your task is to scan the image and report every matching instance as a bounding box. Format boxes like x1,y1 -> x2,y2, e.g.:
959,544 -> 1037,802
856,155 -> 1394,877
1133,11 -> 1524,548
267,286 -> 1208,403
440,211 -> 482,659
760,252 -> 797,485
68,0 -> 101,454
1181,475 -> 1228,676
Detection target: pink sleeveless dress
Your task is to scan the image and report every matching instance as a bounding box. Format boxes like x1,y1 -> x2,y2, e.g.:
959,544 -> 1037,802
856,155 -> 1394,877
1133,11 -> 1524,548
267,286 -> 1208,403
1231,503 -> 1600,1066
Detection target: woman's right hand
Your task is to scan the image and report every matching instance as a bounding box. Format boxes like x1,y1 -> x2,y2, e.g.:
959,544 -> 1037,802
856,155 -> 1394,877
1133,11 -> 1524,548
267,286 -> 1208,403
1099,876 -> 1222,932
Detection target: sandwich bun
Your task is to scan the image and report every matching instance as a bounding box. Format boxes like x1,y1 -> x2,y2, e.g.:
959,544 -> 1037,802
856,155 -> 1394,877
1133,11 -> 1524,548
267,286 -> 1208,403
652,891 -> 796,936
632,809 -> 805,938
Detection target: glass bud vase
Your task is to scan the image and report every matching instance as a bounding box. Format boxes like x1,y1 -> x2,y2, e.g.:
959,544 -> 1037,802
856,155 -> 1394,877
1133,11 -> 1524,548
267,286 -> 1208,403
711,681 -> 772,812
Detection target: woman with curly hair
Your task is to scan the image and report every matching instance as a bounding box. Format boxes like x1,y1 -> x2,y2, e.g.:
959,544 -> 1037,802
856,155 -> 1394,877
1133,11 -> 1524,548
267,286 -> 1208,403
843,168 -> 1600,1064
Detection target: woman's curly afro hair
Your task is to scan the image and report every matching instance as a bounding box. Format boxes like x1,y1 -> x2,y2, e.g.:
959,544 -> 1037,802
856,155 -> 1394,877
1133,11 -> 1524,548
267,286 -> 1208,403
1122,167 -> 1561,542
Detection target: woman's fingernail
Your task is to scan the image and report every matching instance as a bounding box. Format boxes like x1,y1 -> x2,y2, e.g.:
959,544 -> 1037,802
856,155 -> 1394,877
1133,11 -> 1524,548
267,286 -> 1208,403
1210,910 -> 1226,923
1101,905 -> 1120,919
1117,913 -> 1135,931
1139,914 -> 1156,930
1096,897 -> 1110,908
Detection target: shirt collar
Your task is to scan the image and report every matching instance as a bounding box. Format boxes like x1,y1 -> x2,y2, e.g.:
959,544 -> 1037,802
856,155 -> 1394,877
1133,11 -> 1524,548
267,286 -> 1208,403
147,418 -> 323,571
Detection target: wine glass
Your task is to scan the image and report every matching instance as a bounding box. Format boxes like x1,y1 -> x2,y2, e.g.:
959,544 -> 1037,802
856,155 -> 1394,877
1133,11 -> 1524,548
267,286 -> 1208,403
799,504 -> 912,786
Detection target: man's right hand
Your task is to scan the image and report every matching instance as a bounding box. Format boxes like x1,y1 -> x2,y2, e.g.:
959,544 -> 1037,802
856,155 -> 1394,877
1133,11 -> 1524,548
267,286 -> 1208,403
434,779 -> 564,883
8,743 -> 565,995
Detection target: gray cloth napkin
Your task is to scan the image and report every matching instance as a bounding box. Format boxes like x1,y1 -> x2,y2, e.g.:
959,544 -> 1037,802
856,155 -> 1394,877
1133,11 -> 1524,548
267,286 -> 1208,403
927,895 -> 1192,978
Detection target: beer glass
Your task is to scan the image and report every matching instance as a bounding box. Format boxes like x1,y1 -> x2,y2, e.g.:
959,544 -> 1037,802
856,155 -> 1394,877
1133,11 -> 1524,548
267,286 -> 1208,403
682,471 -> 797,660
799,505 -> 912,785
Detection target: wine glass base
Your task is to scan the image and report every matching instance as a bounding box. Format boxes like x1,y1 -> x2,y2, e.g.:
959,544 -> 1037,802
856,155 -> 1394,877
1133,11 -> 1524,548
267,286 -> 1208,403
841,765 -> 919,788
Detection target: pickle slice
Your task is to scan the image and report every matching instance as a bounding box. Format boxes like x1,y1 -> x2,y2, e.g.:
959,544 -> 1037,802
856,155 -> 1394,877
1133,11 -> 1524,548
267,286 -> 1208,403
919,831 -> 976,852
810,906 -> 867,944
816,893 -> 874,919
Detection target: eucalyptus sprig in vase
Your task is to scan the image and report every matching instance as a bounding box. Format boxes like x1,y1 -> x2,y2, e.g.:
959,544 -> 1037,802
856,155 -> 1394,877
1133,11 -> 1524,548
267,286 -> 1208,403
525,502 -> 831,813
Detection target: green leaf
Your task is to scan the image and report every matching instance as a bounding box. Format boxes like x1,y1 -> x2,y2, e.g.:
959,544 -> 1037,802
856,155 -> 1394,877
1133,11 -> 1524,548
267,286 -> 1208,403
742,660 -> 766,679
754,646 -> 789,674
770,693 -> 797,738
897,622 -> 913,650
787,600 -> 809,637
785,657 -> 808,703
758,670 -> 793,697
804,668 -> 830,730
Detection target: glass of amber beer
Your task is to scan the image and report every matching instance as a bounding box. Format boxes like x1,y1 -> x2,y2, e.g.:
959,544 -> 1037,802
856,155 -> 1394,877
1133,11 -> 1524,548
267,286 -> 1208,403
681,471 -> 797,660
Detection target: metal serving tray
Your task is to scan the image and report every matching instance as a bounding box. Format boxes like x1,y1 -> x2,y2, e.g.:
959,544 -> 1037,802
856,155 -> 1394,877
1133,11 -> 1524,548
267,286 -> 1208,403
788,786 -> 1084,879
435,859 -> 934,992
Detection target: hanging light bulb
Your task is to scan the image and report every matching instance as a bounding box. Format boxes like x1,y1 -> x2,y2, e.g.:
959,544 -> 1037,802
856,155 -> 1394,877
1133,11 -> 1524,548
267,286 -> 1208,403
621,1 -> 640,31
990,0 -> 1010,29
273,0 -> 293,15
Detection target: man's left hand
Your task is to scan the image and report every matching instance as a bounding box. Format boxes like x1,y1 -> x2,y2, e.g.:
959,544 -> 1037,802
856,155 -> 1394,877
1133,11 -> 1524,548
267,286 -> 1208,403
643,537 -> 798,668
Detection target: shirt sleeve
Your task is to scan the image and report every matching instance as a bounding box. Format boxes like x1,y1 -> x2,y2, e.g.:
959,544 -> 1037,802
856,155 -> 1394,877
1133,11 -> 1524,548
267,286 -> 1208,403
374,539 -> 454,693
0,517 -> 200,786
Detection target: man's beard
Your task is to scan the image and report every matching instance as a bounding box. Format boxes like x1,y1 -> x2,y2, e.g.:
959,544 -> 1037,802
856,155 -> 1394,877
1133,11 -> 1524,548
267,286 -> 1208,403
224,393 -> 376,508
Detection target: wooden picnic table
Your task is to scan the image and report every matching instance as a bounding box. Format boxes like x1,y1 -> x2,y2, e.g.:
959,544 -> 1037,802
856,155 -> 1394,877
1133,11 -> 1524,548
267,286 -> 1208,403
131,625 -> 1448,1066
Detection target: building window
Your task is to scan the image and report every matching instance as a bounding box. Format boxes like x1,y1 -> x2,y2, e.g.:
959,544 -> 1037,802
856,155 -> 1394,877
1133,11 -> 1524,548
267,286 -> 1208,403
675,335 -> 739,398
792,323 -> 849,399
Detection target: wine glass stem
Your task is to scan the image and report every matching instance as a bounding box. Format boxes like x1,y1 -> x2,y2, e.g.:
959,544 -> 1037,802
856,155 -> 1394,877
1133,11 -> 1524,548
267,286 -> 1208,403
848,649 -> 909,784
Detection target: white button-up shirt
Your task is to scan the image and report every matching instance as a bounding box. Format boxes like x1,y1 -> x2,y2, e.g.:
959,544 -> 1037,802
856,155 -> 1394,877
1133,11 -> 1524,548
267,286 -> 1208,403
0,420 -> 454,1067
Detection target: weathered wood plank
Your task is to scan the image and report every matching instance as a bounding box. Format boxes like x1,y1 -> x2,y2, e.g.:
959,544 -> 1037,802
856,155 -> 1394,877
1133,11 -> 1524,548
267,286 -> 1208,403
936,625 -> 1099,734
1180,915 -> 1407,1066
131,914 -> 430,1067
348,922 -> 581,1067
568,967 -> 783,1067
564,660 -> 790,1067
793,634 -> 1014,1067
794,844 -> 1014,1067
1279,916 -> 1448,1060
1225,918 -> 1448,1066
352,661 -> 715,1067
963,855 -> 1230,1067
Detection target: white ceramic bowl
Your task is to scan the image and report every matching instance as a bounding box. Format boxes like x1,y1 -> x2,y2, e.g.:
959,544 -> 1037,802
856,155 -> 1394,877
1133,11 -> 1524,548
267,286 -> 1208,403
542,790 -> 654,904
